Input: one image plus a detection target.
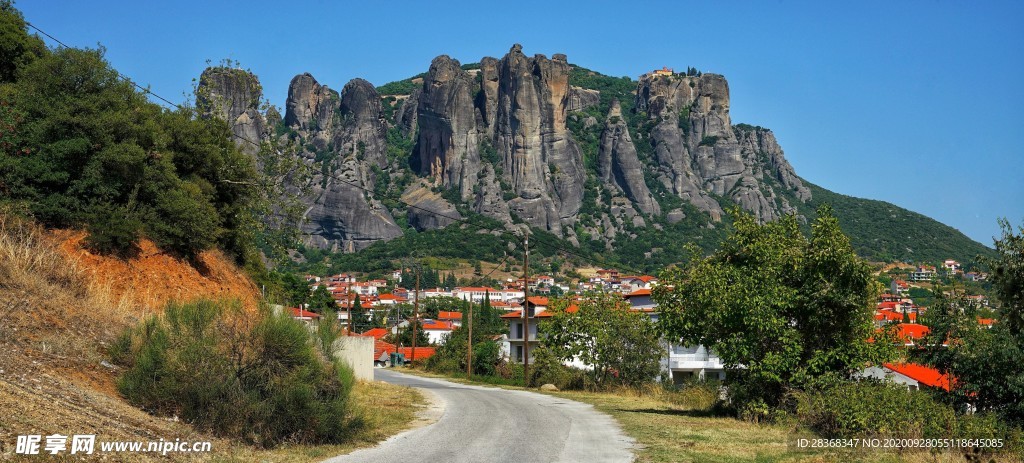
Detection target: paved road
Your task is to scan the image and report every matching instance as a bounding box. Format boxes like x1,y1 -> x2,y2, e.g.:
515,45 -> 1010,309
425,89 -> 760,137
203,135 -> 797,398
324,369 -> 634,463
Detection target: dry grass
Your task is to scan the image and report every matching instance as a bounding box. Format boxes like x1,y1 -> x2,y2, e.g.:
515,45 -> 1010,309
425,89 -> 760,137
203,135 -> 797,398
0,212 -> 424,461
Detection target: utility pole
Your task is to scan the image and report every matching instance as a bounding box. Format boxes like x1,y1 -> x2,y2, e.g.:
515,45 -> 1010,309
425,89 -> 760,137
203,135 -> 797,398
346,288 -> 353,335
412,267 -> 420,362
522,231 -> 530,386
466,298 -> 474,379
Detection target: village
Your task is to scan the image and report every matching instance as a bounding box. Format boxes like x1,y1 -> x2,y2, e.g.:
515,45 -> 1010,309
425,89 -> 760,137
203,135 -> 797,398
284,256 -> 997,394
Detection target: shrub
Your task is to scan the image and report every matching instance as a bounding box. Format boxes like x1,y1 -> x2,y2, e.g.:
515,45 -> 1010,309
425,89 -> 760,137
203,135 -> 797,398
792,380 -> 1012,443
111,299 -> 360,447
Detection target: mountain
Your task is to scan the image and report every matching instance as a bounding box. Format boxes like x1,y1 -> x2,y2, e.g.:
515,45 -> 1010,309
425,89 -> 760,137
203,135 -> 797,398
196,44 -> 992,271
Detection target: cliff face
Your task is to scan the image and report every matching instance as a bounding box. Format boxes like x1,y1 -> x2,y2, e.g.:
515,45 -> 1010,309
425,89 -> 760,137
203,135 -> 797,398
197,45 -> 815,253
410,45 -> 585,235
196,67 -> 265,154
598,100 -> 660,216
635,72 -> 810,222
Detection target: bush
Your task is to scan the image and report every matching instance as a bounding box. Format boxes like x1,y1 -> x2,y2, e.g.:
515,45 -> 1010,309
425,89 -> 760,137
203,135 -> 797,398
527,347 -> 589,390
792,380 -> 1013,443
111,299 -> 360,447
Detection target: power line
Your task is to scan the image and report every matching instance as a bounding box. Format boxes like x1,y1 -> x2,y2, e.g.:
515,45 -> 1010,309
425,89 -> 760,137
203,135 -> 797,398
25,22 -> 181,110
28,21 -> 650,277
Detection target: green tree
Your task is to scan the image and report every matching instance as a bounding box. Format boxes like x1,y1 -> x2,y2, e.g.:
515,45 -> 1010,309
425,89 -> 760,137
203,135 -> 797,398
351,294 -> 373,333
540,293 -> 664,387
920,219 -> 1024,426
306,285 -> 336,314
655,206 -> 893,416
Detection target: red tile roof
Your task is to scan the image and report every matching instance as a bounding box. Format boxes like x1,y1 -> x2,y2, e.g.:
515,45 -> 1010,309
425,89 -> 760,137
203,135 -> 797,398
625,289 -> 652,297
884,363 -> 951,391
289,307 -> 321,319
500,310 -> 554,319
421,319 -> 454,331
398,347 -> 436,360
896,323 -> 930,341
438,311 -> 463,320
978,318 -> 995,327
525,296 -> 549,307
360,328 -> 388,340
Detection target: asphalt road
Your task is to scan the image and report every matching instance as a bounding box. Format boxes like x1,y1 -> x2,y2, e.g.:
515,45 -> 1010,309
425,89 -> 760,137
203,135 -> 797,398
323,369 -> 635,463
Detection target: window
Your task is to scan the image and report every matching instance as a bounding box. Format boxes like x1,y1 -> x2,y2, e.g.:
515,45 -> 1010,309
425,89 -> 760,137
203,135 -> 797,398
516,346 -> 523,362
515,323 -> 523,340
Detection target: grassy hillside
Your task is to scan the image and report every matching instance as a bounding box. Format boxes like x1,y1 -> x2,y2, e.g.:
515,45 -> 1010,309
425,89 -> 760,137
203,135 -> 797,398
803,182 -> 994,264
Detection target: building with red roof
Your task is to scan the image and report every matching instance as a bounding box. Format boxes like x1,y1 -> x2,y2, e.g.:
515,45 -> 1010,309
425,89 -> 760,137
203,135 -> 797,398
289,307 -> 321,321
858,363 -> 951,392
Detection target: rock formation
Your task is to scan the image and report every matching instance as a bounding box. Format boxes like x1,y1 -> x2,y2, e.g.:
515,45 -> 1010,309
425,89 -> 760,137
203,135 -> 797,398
196,67 -> 265,154
635,72 -> 810,222
597,100 -> 660,215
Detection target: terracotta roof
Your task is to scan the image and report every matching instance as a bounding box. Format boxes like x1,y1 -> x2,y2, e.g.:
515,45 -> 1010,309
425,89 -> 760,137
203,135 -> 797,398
377,293 -> 405,301
978,318 -> 996,326
884,363 -> 951,391
501,310 -> 554,319
896,323 -> 930,341
398,347 -> 436,360
438,311 -> 463,320
289,307 -> 320,319
360,328 -> 388,340
421,319 -> 454,331
525,296 -> 549,306
625,289 -> 652,297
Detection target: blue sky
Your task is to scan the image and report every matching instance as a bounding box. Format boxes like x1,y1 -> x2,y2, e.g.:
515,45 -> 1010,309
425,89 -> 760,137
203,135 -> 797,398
19,1 -> 1023,247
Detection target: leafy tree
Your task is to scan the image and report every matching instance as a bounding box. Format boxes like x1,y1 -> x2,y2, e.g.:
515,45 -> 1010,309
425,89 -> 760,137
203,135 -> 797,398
540,293 -> 663,387
0,1 -> 45,84
306,285 -> 336,314
989,219 -> 1024,334
655,206 -> 894,416
392,319 -> 430,347
920,219 -> 1024,426
0,28 -> 258,260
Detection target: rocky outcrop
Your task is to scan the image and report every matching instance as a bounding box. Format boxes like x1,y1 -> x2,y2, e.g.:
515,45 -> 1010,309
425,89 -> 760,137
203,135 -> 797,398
415,55 -> 482,199
492,45 -> 585,234
411,45 -> 586,235
196,67 -> 265,154
282,73 -> 403,252
597,100 -> 660,215
635,71 -> 810,222
402,182 -> 463,231
568,86 -> 600,112
284,73 -> 338,133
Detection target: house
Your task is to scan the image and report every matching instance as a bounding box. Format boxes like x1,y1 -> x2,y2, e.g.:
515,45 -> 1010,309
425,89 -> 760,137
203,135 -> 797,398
289,307 -> 321,322
359,328 -> 389,340
652,66 -> 674,77
857,363 -> 951,392
943,259 -> 961,273
964,271 -> 987,282
437,311 -> 463,327
423,288 -> 452,299
965,294 -> 989,307
978,318 -> 996,328
621,275 -> 658,293
420,319 -> 455,345
535,275 -> 555,288
667,344 -> 726,383
909,265 -> 937,282
501,297 -> 561,363
623,289 -> 658,321
374,293 -> 406,306
452,286 -> 500,303
891,279 -> 910,294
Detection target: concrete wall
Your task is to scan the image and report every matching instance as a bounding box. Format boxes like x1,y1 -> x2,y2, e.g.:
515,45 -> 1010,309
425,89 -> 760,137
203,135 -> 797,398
334,336 -> 374,381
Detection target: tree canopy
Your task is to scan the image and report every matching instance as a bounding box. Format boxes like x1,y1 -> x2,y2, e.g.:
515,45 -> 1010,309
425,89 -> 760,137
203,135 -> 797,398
0,5 -> 258,261
541,293 -> 663,387
654,206 -> 893,415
